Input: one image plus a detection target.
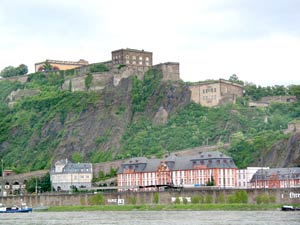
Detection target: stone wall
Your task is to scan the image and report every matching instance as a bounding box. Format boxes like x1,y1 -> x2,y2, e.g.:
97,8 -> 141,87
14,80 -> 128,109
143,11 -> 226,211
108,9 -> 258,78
153,62 -> 180,81
5,75 -> 28,83
286,122 -> 300,134
1,188 -> 299,207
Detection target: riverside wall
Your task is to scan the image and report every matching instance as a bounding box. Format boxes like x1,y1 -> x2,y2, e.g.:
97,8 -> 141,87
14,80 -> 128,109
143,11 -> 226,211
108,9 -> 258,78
1,188 -> 300,207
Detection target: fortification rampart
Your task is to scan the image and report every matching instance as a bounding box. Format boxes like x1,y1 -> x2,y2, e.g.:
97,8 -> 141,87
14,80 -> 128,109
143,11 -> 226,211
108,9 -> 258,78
1,188 -> 299,207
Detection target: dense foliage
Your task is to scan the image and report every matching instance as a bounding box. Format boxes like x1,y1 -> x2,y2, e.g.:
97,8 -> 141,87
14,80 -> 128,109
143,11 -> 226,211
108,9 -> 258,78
0,69 -> 299,173
0,74 -> 100,172
89,63 -> 109,73
131,68 -> 163,112
25,172 -> 51,193
0,64 -> 28,77
244,82 -> 300,100
119,101 -> 300,168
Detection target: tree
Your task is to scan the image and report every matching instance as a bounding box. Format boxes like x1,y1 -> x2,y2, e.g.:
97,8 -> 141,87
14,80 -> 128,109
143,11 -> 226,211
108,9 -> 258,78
229,74 -> 244,85
289,85 -> 300,101
16,64 -> 28,76
0,64 -> 28,77
25,173 -> 51,193
0,66 -> 17,77
38,60 -> 53,73
207,175 -> 215,186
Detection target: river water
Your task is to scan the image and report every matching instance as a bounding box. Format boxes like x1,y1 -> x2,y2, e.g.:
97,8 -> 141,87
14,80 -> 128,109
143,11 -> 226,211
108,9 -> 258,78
1,211 -> 300,225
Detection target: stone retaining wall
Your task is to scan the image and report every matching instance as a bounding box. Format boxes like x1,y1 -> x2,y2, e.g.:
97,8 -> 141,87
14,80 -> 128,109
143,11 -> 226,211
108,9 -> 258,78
1,188 -> 299,207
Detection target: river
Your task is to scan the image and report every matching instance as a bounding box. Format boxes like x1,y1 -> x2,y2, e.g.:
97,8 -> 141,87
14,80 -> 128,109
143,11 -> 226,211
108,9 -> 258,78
1,211 -> 300,225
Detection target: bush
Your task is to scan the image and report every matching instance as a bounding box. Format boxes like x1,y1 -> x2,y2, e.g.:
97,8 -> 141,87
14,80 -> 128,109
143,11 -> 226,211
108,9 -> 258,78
183,198 -> 188,205
153,192 -> 159,204
174,197 -> 181,204
85,73 -> 93,90
256,194 -> 270,204
216,193 -> 225,203
227,190 -> 248,203
89,193 -> 105,205
205,195 -> 213,203
129,196 -> 137,205
191,196 -> 200,204
89,63 -> 109,73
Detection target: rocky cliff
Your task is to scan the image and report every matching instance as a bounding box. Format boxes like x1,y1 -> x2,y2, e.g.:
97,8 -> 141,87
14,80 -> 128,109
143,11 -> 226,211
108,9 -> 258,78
257,132 -> 300,167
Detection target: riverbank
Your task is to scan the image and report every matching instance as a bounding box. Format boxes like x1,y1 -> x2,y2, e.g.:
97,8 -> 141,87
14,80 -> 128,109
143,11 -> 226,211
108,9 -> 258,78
48,203 -> 283,212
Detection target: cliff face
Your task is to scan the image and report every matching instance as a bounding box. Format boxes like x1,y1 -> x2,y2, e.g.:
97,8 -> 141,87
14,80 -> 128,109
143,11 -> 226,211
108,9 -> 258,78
259,133 -> 300,167
39,78 -> 190,163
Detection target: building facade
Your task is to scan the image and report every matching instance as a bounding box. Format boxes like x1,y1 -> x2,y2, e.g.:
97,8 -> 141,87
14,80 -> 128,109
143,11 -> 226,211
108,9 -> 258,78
236,167 -> 269,189
117,151 -> 237,191
111,48 -> 153,67
35,59 -> 89,72
50,159 -> 93,191
189,79 -> 244,107
250,167 -> 300,189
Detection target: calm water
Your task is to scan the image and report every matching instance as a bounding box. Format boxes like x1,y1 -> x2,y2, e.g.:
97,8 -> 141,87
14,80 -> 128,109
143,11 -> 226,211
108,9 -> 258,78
1,211 -> 300,225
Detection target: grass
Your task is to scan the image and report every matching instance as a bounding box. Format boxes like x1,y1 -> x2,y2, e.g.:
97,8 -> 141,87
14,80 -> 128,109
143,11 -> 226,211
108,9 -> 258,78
48,203 -> 283,212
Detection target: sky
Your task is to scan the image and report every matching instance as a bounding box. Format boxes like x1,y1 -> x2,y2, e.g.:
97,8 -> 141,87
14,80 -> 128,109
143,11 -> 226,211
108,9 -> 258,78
0,0 -> 299,86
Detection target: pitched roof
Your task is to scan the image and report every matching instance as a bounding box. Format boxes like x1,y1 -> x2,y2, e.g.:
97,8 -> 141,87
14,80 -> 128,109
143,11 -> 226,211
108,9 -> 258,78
251,167 -> 300,181
118,151 -> 237,174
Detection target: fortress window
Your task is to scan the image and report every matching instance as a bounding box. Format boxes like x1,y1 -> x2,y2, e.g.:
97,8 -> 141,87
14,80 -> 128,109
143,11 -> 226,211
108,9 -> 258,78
139,56 -> 143,60
146,57 -> 149,61
139,61 -> 143,65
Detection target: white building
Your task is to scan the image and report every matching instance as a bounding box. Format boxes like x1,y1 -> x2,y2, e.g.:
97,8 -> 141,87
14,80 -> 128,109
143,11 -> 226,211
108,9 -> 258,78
237,167 -> 269,188
50,159 -> 93,191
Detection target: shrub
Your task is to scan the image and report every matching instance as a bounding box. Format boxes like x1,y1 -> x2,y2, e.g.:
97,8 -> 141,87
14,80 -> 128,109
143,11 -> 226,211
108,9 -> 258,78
183,198 -> 188,205
89,63 -> 109,73
216,193 -> 225,203
227,190 -> 248,203
174,197 -> 181,204
153,192 -> 159,204
256,194 -> 270,204
89,193 -> 105,205
129,196 -> 137,205
205,195 -> 213,203
191,196 -> 200,204
85,73 -> 93,90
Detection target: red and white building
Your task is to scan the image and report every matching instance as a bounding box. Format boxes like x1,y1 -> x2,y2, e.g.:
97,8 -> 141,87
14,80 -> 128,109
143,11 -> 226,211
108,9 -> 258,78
250,167 -> 300,189
117,151 -> 237,191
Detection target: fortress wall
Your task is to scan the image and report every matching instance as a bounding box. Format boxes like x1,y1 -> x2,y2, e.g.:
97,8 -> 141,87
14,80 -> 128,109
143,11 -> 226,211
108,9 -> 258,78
6,75 -> 28,83
1,188 -> 299,207
153,62 -> 180,81
220,81 -> 243,97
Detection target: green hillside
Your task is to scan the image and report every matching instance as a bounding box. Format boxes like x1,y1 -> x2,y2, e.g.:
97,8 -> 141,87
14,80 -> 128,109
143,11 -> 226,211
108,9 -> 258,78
0,71 -> 300,173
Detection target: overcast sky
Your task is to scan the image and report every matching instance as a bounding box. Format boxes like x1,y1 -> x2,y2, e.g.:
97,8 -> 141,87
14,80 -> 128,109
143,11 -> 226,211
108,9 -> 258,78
0,0 -> 299,86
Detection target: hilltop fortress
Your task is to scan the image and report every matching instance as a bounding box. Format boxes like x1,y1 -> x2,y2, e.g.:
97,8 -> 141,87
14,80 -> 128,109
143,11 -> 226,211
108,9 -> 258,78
10,48 -> 243,107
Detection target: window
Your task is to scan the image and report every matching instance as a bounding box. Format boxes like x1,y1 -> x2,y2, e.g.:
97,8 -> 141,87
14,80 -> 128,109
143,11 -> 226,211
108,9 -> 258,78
145,57 -> 149,61
126,60 -> 130,64
132,61 -> 136,64
146,62 -> 149,66
132,55 -> 136,59
139,61 -> 143,65
139,56 -> 143,60
126,55 -> 129,59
